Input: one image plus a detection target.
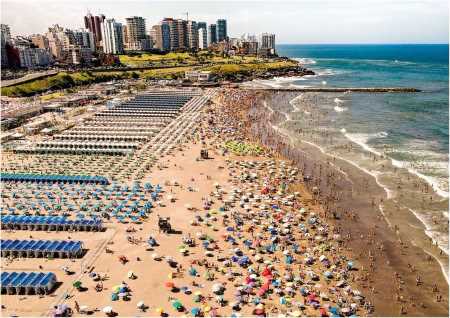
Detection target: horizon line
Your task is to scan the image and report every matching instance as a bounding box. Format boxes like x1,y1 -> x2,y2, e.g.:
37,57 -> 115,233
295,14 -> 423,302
276,43 -> 449,45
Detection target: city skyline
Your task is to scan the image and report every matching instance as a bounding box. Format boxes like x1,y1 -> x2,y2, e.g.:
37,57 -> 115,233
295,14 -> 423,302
1,0 -> 448,44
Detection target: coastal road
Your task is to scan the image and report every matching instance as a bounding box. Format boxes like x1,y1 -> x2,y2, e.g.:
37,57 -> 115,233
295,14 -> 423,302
1,70 -> 58,88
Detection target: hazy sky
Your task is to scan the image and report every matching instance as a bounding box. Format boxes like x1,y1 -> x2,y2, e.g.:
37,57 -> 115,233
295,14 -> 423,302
1,0 -> 448,43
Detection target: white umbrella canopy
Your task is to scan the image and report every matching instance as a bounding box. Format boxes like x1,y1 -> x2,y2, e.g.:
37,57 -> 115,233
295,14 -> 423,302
137,301 -> 145,309
79,305 -> 89,313
212,283 -> 224,292
102,306 -> 113,313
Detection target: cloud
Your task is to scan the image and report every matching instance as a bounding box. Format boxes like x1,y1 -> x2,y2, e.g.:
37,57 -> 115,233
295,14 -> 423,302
1,0 -> 448,43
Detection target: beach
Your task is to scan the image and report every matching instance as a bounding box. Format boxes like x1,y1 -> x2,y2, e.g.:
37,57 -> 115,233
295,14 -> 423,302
1,87 -> 448,317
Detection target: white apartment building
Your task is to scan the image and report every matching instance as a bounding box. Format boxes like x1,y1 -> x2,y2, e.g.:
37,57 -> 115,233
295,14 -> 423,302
101,19 -> 124,54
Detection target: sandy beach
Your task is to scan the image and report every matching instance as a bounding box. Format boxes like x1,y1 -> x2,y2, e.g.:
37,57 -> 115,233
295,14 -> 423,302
1,88 -> 448,317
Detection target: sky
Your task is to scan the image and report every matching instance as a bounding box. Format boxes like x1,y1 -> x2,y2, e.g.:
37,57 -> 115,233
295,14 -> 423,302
1,0 -> 449,44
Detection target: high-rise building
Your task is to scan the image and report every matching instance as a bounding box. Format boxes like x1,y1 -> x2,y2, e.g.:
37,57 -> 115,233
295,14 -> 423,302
18,48 -> 52,68
1,24 -> 11,43
125,16 -> 147,50
260,33 -> 276,56
1,24 -> 12,67
163,18 -> 188,50
186,21 -> 198,49
101,19 -> 124,54
176,19 -> 188,49
84,13 -> 105,48
198,28 -> 207,50
151,23 -> 170,51
68,46 -> 92,65
217,19 -> 227,42
45,25 -> 66,60
241,41 -> 258,55
122,26 -> 128,46
162,18 -> 178,51
31,34 -> 49,50
260,33 -> 275,50
73,29 -> 95,52
208,24 -> 217,45
197,22 -> 207,32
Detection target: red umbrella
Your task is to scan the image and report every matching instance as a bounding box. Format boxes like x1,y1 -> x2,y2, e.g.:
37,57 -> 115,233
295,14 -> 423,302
257,286 -> 268,297
165,281 -> 175,289
319,308 -> 328,317
261,281 -> 270,290
261,267 -> 272,277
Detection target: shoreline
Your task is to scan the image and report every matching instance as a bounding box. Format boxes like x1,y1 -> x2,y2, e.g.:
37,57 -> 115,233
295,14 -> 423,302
231,88 -> 449,316
245,87 -> 422,93
242,78 -> 449,248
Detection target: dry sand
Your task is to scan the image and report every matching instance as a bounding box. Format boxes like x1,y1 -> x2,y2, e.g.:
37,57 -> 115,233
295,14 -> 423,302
1,88 -> 447,317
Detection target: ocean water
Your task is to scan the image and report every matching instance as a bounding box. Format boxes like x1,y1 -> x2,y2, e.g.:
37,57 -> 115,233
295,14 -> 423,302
246,44 -> 449,261
269,44 -> 449,196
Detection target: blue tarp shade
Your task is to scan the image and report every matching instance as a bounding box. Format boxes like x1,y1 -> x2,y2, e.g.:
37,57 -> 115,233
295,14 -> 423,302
1,215 -> 102,231
0,173 -> 109,185
0,272 -> 56,295
1,239 -> 83,257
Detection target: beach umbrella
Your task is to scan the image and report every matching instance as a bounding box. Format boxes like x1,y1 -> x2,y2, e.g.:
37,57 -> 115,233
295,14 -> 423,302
341,308 -> 351,314
165,281 -> 175,289
191,307 -> 201,316
137,301 -> 145,309
102,306 -> 113,314
73,281 -> 82,289
171,299 -> 183,311
212,283 -> 224,294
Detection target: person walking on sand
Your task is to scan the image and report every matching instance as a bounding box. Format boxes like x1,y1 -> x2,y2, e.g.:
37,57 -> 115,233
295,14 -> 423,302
416,275 -> 422,286
74,300 -> 80,314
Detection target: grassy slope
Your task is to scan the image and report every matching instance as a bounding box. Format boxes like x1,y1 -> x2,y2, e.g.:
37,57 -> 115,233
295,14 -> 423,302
40,91 -> 66,101
202,60 -> 298,76
119,52 -> 260,67
1,72 -> 136,97
2,54 -> 298,97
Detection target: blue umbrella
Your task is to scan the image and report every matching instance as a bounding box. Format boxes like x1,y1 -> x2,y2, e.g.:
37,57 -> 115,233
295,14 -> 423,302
191,307 -> 201,316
